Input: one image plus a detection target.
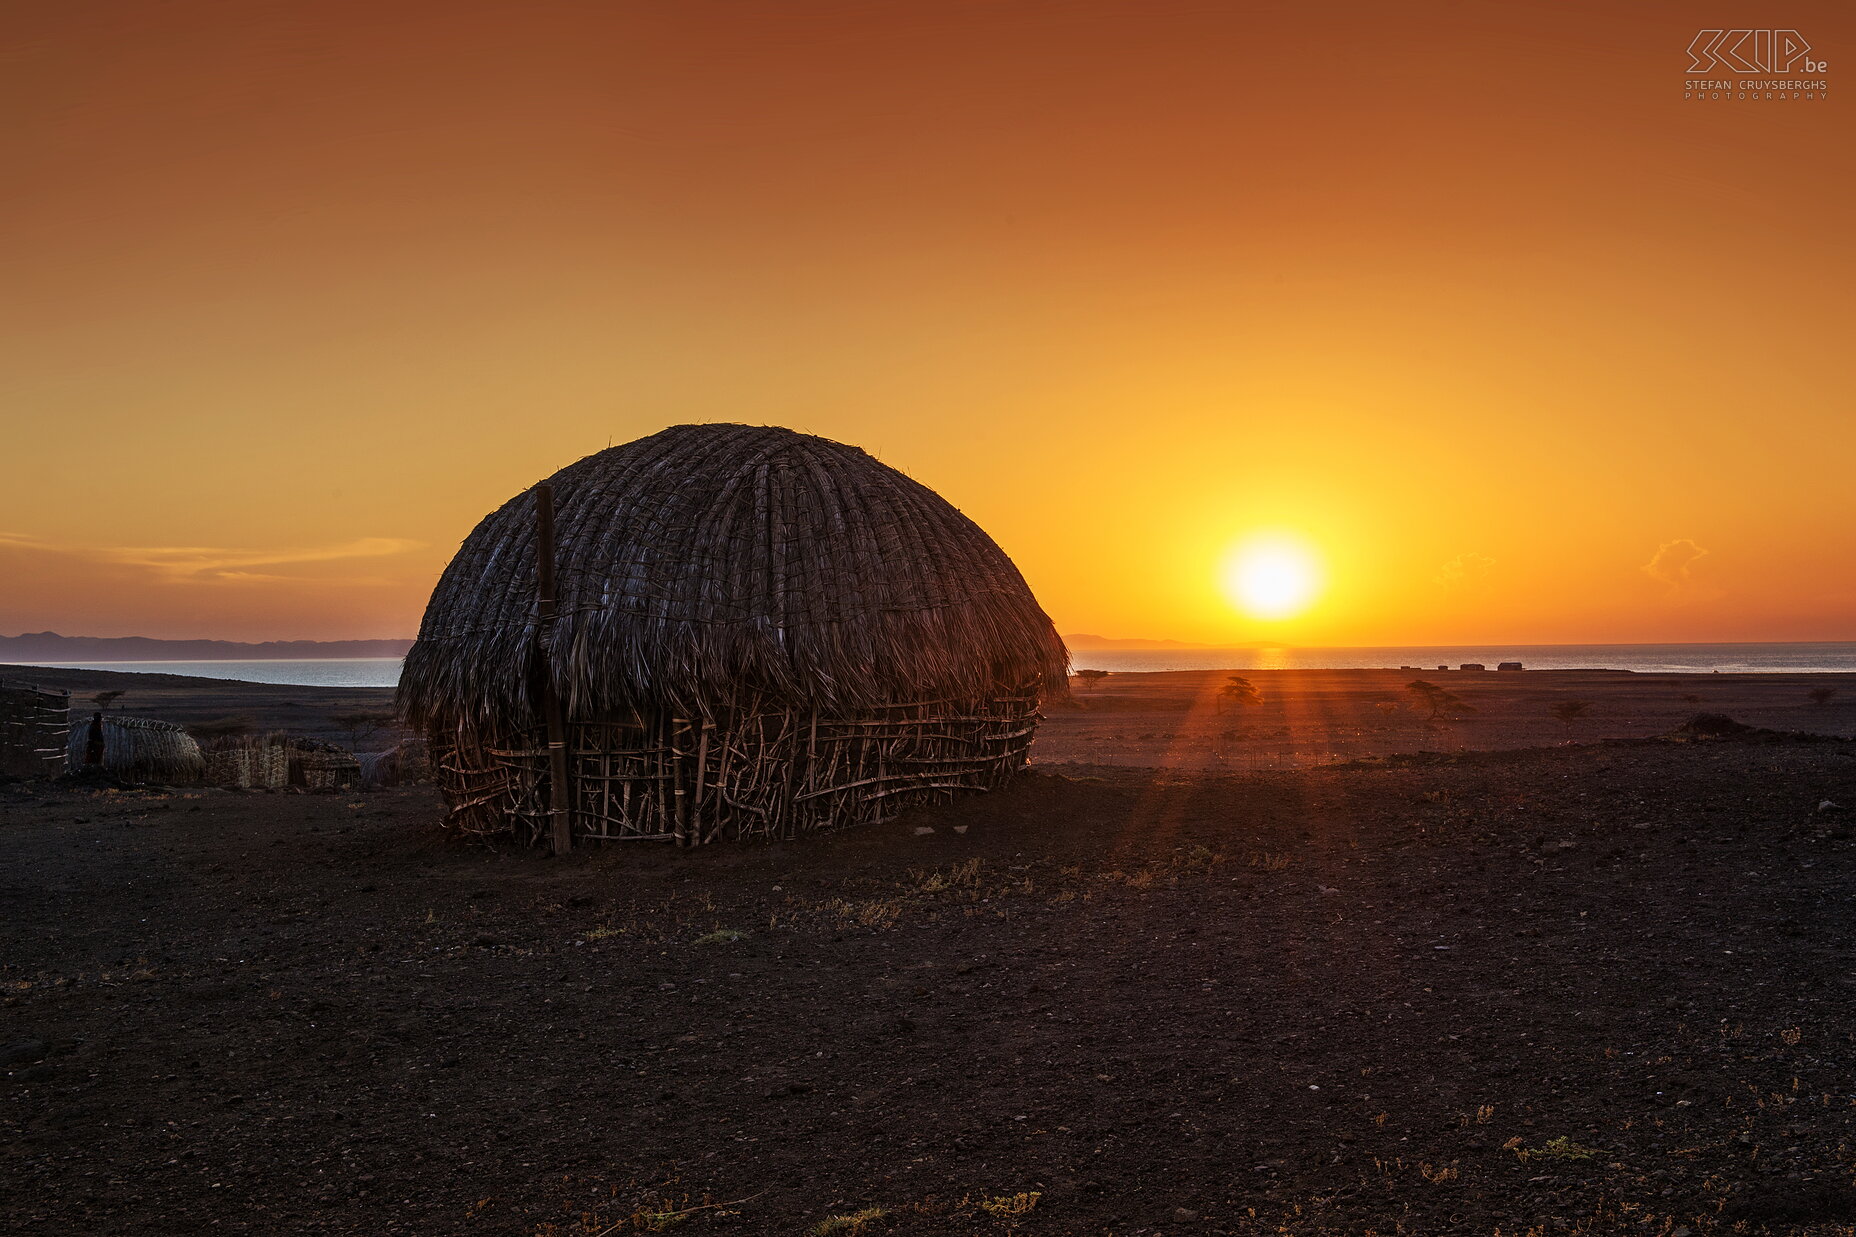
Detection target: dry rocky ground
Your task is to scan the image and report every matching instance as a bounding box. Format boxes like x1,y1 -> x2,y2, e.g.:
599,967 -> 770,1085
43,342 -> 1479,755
1035,669 -> 1856,771
4,724 -> 1856,1235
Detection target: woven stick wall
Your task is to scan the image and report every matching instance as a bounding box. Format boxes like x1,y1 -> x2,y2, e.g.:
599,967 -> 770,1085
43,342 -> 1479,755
434,695 -> 1039,845
402,424 -> 1069,846
0,681 -> 68,778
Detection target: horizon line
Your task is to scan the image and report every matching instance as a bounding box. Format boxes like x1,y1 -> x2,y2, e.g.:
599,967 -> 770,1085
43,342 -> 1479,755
6,633 -> 1855,655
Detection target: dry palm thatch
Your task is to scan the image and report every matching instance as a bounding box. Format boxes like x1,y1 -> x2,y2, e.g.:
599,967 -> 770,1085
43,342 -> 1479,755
400,423 -> 1069,846
66,713 -> 204,783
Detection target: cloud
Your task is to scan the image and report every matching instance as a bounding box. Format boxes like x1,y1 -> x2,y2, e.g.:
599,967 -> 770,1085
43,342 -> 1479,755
1436,552 -> 1495,586
1642,539 -> 1710,589
99,537 -> 424,581
0,533 -> 424,583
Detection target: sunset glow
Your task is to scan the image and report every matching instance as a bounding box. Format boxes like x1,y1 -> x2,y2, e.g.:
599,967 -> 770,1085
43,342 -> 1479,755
1224,538 -> 1322,623
0,2 -> 1850,646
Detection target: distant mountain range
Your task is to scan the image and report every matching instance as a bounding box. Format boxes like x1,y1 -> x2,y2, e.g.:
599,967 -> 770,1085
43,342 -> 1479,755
4,630 -> 1232,661
0,632 -> 415,661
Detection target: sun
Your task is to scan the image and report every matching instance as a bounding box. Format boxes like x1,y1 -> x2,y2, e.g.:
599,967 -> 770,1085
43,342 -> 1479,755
1222,535 -> 1323,621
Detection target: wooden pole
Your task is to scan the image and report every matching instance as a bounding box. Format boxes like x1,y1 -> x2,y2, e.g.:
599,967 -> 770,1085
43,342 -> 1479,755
535,483 -> 573,857
671,718 -> 689,847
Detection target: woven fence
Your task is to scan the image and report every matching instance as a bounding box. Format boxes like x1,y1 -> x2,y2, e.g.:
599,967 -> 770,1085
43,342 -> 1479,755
435,694 -> 1038,845
202,734 -> 361,791
204,739 -> 291,789
0,681 -> 68,778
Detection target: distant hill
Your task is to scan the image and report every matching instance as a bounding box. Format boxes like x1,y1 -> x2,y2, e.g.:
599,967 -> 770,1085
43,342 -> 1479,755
0,632 -> 414,662
1063,633 -> 1219,650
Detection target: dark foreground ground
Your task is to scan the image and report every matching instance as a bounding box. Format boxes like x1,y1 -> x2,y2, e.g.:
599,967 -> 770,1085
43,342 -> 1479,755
4,735 -> 1856,1235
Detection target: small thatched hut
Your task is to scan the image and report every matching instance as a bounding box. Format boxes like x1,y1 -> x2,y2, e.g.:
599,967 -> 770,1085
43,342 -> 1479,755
66,713 -> 204,783
400,423 -> 1069,847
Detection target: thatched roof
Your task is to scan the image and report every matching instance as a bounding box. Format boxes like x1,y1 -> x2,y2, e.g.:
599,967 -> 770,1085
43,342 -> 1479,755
65,714 -> 204,782
400,424 -> 1068,729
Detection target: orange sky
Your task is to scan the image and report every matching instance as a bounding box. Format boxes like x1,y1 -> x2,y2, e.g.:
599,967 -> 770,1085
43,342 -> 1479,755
2,1 -> 1850,646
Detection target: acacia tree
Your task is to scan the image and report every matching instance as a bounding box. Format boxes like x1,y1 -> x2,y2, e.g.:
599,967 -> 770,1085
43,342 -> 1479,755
1550,699 -> 1593,727
92,690 -> 125,711
1071,669 -> 1110,692
1808,686 -> 1839,707
1405,679 -> 1472,721
330,710 -> 397,750
1219,674 -> 1262,714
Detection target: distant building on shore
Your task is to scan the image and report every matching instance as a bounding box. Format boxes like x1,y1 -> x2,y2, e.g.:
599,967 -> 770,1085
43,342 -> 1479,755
1498,661 -> 1524,671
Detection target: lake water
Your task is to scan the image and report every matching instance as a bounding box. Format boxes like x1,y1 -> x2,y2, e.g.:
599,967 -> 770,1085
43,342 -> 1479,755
1067,643 -> 1856,675
17,642 -> 1856,686
21,658 -> 406,687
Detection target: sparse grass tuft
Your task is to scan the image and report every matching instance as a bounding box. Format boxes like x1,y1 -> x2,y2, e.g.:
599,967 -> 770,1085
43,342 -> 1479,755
1513,1135 -> 1602,1162
974,1191 -> 1041,1218
821,898 -> 903,929
809,1207 -> 887,1235
693,928 -> 747,945
1175,843 -> 1224,871
910,857 -> 985,894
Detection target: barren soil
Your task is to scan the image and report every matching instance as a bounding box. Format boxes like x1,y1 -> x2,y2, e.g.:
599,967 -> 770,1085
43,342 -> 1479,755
5,725 -> 1856,1235
1037,669 -> 1856,771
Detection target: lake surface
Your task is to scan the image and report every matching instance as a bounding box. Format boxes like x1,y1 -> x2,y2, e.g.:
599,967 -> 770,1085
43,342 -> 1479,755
17,642 -> 1856,686
1067,643 -> 1856,675
20,658 -> 406,687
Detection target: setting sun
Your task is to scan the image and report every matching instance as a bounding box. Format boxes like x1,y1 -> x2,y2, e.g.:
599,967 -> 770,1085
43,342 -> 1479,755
1224,536 -> 1323,622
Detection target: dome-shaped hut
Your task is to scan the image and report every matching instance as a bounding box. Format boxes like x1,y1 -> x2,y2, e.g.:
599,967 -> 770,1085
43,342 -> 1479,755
400,424 -> 1069,848
65,713 -> 204,783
